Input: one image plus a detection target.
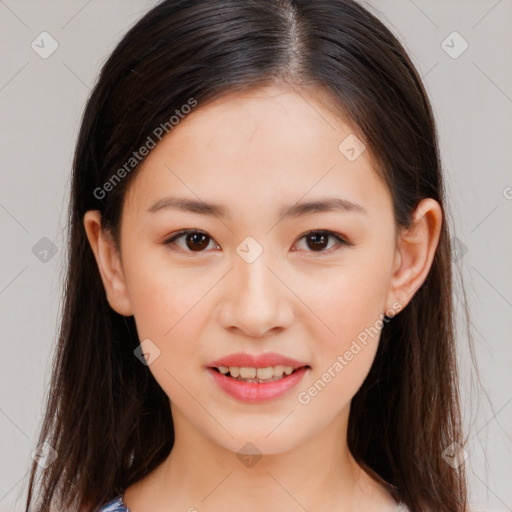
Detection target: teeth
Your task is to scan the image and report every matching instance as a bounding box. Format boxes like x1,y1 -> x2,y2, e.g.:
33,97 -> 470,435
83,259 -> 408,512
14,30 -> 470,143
256,367 -> 273,379
228,366 -> 240,377
217,365 -> 298,380
239,367 -> 256,379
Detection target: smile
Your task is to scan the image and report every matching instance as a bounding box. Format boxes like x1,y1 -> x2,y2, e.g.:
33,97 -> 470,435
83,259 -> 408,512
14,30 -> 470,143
214,364 -> 297,382
207,365 -> 310,403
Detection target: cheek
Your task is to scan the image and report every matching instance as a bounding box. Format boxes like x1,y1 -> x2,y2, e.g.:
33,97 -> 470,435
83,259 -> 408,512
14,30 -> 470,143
300,258 -> 390,341
125,261 -> 212,400
123,252 -> 221,387
294,276 -> 384,414
124,249 -> 215,340
298,259 -> 390,390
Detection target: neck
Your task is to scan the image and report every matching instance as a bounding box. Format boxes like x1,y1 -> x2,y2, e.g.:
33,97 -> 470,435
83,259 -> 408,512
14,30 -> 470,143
125,405 -> 397,512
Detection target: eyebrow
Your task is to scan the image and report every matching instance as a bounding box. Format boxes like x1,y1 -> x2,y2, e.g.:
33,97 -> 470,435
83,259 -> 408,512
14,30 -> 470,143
147,196 -> 367,219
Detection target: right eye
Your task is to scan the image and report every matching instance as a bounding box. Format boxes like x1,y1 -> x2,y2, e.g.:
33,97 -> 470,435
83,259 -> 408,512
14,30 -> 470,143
162,229 -> 221,253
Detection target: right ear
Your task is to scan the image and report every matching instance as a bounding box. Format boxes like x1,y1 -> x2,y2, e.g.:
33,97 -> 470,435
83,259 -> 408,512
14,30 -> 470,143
83,210 -> 133,316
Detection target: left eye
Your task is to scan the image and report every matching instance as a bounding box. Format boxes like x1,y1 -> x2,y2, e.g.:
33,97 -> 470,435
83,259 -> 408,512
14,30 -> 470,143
294,230 -> 352,253
162,229 -> 352,254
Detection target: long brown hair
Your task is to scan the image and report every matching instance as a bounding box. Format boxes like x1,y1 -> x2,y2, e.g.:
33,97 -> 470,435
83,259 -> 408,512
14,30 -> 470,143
25,1 -> 473,510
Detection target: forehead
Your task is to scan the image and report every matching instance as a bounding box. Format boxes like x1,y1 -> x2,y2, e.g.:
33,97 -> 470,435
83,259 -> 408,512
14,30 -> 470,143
123,85 -> 392,222
160,85 -> 359,161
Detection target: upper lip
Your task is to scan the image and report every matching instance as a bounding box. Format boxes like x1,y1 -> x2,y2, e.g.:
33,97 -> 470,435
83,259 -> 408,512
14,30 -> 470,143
208,352 -> 309,369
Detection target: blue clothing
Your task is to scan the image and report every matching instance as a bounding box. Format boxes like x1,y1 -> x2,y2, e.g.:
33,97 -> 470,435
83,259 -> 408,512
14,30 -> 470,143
97,494 -> 411,511
97,495 -> 130,511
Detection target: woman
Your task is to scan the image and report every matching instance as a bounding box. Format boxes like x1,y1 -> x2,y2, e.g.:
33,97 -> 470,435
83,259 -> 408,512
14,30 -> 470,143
25,1 -> 471,511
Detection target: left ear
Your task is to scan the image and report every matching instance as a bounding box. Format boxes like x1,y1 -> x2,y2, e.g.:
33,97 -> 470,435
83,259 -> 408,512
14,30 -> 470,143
385,198 -> 443,312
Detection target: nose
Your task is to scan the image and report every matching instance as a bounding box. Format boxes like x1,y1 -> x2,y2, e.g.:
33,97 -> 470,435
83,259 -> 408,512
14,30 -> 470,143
217,249 -> 294,338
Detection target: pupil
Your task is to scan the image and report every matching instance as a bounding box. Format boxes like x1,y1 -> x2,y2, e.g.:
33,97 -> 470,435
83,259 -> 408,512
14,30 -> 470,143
187,233 -> 209,251
308,233 -> 327,250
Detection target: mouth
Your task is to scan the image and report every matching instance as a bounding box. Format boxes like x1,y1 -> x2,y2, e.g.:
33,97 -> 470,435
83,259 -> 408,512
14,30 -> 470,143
208,364 -> 311,384
206,352 -> 311,402
206,364 -> 311,403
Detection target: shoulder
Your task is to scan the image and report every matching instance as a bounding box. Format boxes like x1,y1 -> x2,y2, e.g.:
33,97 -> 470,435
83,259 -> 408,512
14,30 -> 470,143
97,496 -> 130,512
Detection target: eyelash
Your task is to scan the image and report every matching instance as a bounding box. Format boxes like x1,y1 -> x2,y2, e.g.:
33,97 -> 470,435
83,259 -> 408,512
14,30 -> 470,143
162,229 -> 353,255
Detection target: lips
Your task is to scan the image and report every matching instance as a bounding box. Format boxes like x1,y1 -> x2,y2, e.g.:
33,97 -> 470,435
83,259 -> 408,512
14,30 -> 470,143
206,352 -> 311,403
207,352 -> 309,370
206,366 -> 310,403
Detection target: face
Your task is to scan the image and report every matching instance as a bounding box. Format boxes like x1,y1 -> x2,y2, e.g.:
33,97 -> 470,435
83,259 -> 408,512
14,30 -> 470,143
92,85 -> 409,455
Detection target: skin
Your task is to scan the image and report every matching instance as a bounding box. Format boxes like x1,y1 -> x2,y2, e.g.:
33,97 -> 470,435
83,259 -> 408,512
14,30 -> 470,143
84,84 -> 442,512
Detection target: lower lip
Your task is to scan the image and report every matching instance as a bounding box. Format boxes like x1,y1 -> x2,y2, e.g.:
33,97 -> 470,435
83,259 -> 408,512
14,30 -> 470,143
206,366 -> 309,404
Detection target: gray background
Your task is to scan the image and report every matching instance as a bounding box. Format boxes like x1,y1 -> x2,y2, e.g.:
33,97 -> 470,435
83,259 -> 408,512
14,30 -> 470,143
0,0 -> 511,511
